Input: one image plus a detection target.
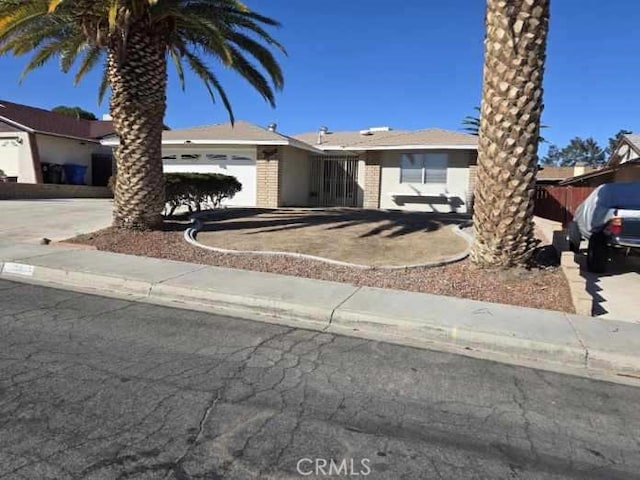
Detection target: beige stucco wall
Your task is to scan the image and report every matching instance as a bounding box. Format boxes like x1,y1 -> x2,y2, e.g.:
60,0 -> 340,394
379,150 -> 475,213
279,146 -> 311,207
0,132 -> 36,182
37,134 -> 110,185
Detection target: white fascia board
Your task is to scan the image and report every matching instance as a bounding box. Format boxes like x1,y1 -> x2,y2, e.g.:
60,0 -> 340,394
366,144 -> 478,151
162,139 -> 289,146
0,115 -> 34,133
315,144 -> 478,151
101,137 -> 324,154
101,138 -> 290,147
314,145 -> 350,151
37,131 -> 100,144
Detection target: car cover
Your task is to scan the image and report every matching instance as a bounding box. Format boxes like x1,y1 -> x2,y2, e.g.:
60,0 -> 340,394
574,182 -> 640,237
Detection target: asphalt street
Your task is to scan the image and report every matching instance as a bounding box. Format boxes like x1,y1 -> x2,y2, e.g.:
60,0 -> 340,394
1,279 -> 640,479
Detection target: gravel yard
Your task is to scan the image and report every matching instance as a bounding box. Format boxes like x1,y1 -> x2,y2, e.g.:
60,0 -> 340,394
67,215 -> 574,313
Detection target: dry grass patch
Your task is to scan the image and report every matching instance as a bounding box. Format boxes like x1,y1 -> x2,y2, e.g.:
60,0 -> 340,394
196,209 -> 469,266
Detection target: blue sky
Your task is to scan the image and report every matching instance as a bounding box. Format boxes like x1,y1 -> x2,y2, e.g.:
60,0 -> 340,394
1,0 -> 638,152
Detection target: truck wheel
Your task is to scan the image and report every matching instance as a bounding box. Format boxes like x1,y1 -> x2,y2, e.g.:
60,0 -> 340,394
569,239 -> 580,253
587,233 -> 607,273
567,222 -> 581,253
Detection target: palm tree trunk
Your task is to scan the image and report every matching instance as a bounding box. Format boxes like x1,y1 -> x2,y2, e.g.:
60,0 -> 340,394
108,22 -> 166,230
471,0 -> 550,268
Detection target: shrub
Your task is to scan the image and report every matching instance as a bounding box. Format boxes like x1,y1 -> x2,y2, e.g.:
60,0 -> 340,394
164,173 -> 242,215
107,173 -> 242,215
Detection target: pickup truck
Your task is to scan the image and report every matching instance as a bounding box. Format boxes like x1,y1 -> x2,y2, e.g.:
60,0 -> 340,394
567,182 -> 640,273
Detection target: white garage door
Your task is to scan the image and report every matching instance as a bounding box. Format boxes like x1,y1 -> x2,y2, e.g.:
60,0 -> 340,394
162,149 -> 256,207
0,138 -> 21,178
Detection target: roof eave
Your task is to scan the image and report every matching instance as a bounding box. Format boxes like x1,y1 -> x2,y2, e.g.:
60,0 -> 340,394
315,144 -> 478,151
559,168 -> 613,185
0,115 -> 34,133
101,137 -> 324,153
35,131 -> 101,143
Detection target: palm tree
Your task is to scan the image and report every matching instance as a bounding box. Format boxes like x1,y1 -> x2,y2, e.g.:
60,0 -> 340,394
462,106 -> 548,144
471,0 -> 550,268
0,0 -> 284,229
462,107 -> 481,135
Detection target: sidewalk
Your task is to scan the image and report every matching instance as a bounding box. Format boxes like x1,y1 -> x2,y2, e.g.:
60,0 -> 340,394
1,240 -> 639,381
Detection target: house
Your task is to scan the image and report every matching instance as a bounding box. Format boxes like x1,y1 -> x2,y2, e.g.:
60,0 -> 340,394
535,164 -> 599,185
102,121 -> 479,213
0,100 -> 115,185
560,134 -> 640,187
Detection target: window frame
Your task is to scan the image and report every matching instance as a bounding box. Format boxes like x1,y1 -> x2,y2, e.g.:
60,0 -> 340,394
399,153 -> 448,185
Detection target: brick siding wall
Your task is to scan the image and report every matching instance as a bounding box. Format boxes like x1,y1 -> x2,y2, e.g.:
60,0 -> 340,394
256,147 -> 281,208
363,151 -> 381,209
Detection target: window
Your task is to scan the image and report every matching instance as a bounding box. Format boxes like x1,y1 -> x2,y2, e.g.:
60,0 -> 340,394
400,154 -> 423,183
424,154 -> 447,184
400,153 -> 448,184
231,155 -> 253,162
180,153 -> 202,161
206,154 -> 227,161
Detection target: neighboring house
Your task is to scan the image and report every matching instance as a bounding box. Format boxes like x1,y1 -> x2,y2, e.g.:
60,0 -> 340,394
103,122 -> 479,213
0,100 -> 114,185
561,134 -> 640,187
535,164 -> 599,185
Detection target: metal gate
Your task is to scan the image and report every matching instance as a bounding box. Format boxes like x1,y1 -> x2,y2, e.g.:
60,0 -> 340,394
309,155 -> 359,207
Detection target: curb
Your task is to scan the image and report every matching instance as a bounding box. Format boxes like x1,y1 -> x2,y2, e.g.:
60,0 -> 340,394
2,248 -> 640,383
560,251 -> 593,316
183,214 -> 473,270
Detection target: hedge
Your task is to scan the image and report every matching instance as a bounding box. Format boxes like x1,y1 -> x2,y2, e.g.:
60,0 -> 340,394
164,172 -> 241,215
108,173 -> 242,215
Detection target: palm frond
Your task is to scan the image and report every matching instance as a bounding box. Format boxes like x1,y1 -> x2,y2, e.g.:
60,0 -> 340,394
1,0 -> 286,120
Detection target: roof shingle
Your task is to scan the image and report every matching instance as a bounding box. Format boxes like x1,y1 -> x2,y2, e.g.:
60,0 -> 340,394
536,166 -> 599,181
623,134 -> 640,152
0,100 -> 113,140
294,127 -> 478,150
162,121 -> 320,152
163,121 -> 285,142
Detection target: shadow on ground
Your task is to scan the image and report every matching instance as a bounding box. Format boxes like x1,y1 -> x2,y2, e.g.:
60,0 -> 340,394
196,208 -> 471,238
578,250 -> 640,317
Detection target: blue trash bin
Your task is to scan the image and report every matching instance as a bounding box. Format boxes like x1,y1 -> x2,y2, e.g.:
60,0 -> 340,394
62,164 -> 87,185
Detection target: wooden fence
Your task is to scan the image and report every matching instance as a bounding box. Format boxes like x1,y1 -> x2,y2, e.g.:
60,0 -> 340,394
534,185 -> 595,226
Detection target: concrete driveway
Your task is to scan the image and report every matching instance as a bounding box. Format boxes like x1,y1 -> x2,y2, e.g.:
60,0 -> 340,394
582,252 -> 640,323
0,199 -> 112,243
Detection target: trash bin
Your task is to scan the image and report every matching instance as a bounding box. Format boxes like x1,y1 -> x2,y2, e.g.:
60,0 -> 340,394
62,164 -> 87,185
41,163 -> 64,184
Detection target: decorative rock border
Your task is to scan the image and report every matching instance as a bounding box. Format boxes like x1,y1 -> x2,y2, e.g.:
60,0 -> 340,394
184,212 -> 473,270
